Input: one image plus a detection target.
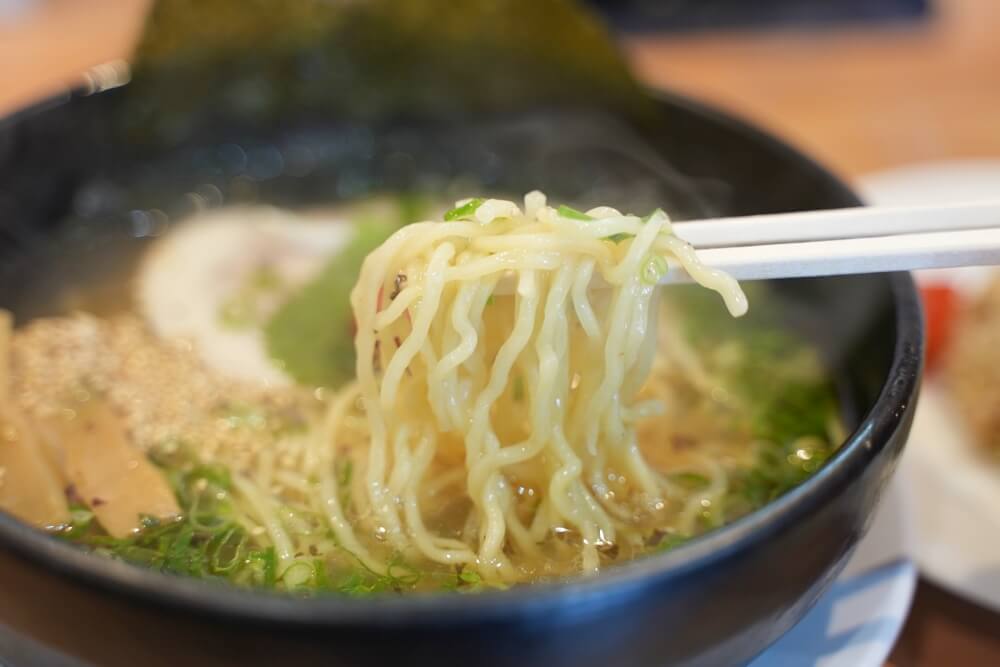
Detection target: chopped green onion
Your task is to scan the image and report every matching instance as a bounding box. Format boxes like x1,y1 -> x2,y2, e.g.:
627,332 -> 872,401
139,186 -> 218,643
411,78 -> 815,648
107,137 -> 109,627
512,375 -> 525,401
190,463 -> 232,490
336,572 -> 372,597
459,569 -> 482,585
557,204 -> 592,221
161,523 -> 199,574
656,533 -> 690,553
669,472 -> 710,489
247,547 -> 278,587
444,198 -> 485,221
338,459 -> 354,488
485,295 -> 495,306
281,560 -> 316,590
207,525 -> 248,573
608,209 -> 665,243
57,457 -> 415,594
60,505 -> 95,538
386,553 -> 422,586
337,459 -> 354,512
641,254 -> 669,286
312,559 -> 332,590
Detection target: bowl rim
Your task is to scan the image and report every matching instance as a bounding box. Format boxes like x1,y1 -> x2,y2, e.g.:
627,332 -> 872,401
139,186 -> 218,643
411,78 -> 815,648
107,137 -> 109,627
0,88 -> 924,628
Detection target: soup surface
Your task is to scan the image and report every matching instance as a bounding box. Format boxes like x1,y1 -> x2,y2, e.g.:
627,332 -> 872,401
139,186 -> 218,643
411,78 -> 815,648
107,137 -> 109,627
0,196 -> 841,595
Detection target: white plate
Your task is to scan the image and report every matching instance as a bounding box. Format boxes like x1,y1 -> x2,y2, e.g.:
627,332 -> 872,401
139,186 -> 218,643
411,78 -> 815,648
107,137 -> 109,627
858,159 -> 1000,207
751,473 -> 916,667
905,380 -> 1000,612
905,262 -> 1000,613
861,160 -> 1000,613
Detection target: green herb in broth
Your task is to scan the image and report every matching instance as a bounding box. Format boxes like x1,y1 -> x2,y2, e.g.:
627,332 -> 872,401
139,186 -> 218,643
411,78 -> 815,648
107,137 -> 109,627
54,466 -> 270,585
264,221 -> 394,388
658,283 -> 841,540
54,454 -> 468,595
264,197 -> 432,388
72,285 -> 835,585
34,202 -> 841,593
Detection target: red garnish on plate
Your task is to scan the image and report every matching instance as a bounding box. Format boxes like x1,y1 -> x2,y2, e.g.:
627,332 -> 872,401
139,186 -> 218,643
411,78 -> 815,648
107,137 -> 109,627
921,284 -> 958,372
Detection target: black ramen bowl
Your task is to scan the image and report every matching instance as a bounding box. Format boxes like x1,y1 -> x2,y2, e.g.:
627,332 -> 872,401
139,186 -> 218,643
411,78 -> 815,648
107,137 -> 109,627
0,87 -> 921,667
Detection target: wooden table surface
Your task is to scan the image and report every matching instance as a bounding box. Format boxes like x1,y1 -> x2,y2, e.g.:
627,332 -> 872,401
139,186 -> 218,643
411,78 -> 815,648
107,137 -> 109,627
3,1 -> 1000,665
627,0 -> 1000,183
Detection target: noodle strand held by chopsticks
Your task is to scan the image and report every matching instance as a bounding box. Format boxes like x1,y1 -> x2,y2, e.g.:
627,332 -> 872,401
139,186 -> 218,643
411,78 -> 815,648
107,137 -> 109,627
313,192 -> 747,583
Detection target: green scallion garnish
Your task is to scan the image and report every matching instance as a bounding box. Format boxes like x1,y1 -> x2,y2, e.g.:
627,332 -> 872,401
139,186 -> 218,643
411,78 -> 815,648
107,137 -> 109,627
444,198 -> 485,221
557,204 -> 592,221
641,254 -> 669,286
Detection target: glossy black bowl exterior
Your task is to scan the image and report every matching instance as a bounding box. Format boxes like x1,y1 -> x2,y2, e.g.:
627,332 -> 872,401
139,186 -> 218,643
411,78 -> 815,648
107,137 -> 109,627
0,90 -> 922,667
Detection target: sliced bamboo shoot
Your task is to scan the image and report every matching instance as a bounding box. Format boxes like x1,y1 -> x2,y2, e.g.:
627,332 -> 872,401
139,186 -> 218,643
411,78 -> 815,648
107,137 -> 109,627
51,401 -> 180,538
31,420 -> 67,485
0,410 -> 70,528
0,310 -> 69,527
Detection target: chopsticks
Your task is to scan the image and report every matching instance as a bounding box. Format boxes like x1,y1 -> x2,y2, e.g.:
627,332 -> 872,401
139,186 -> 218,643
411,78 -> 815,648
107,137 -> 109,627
672,201 -> 1000,249
662,201 -> 1000,284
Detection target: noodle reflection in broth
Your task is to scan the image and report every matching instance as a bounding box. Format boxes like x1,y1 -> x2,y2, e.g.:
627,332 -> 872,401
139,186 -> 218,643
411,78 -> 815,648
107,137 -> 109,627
0,192 -> 839,593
